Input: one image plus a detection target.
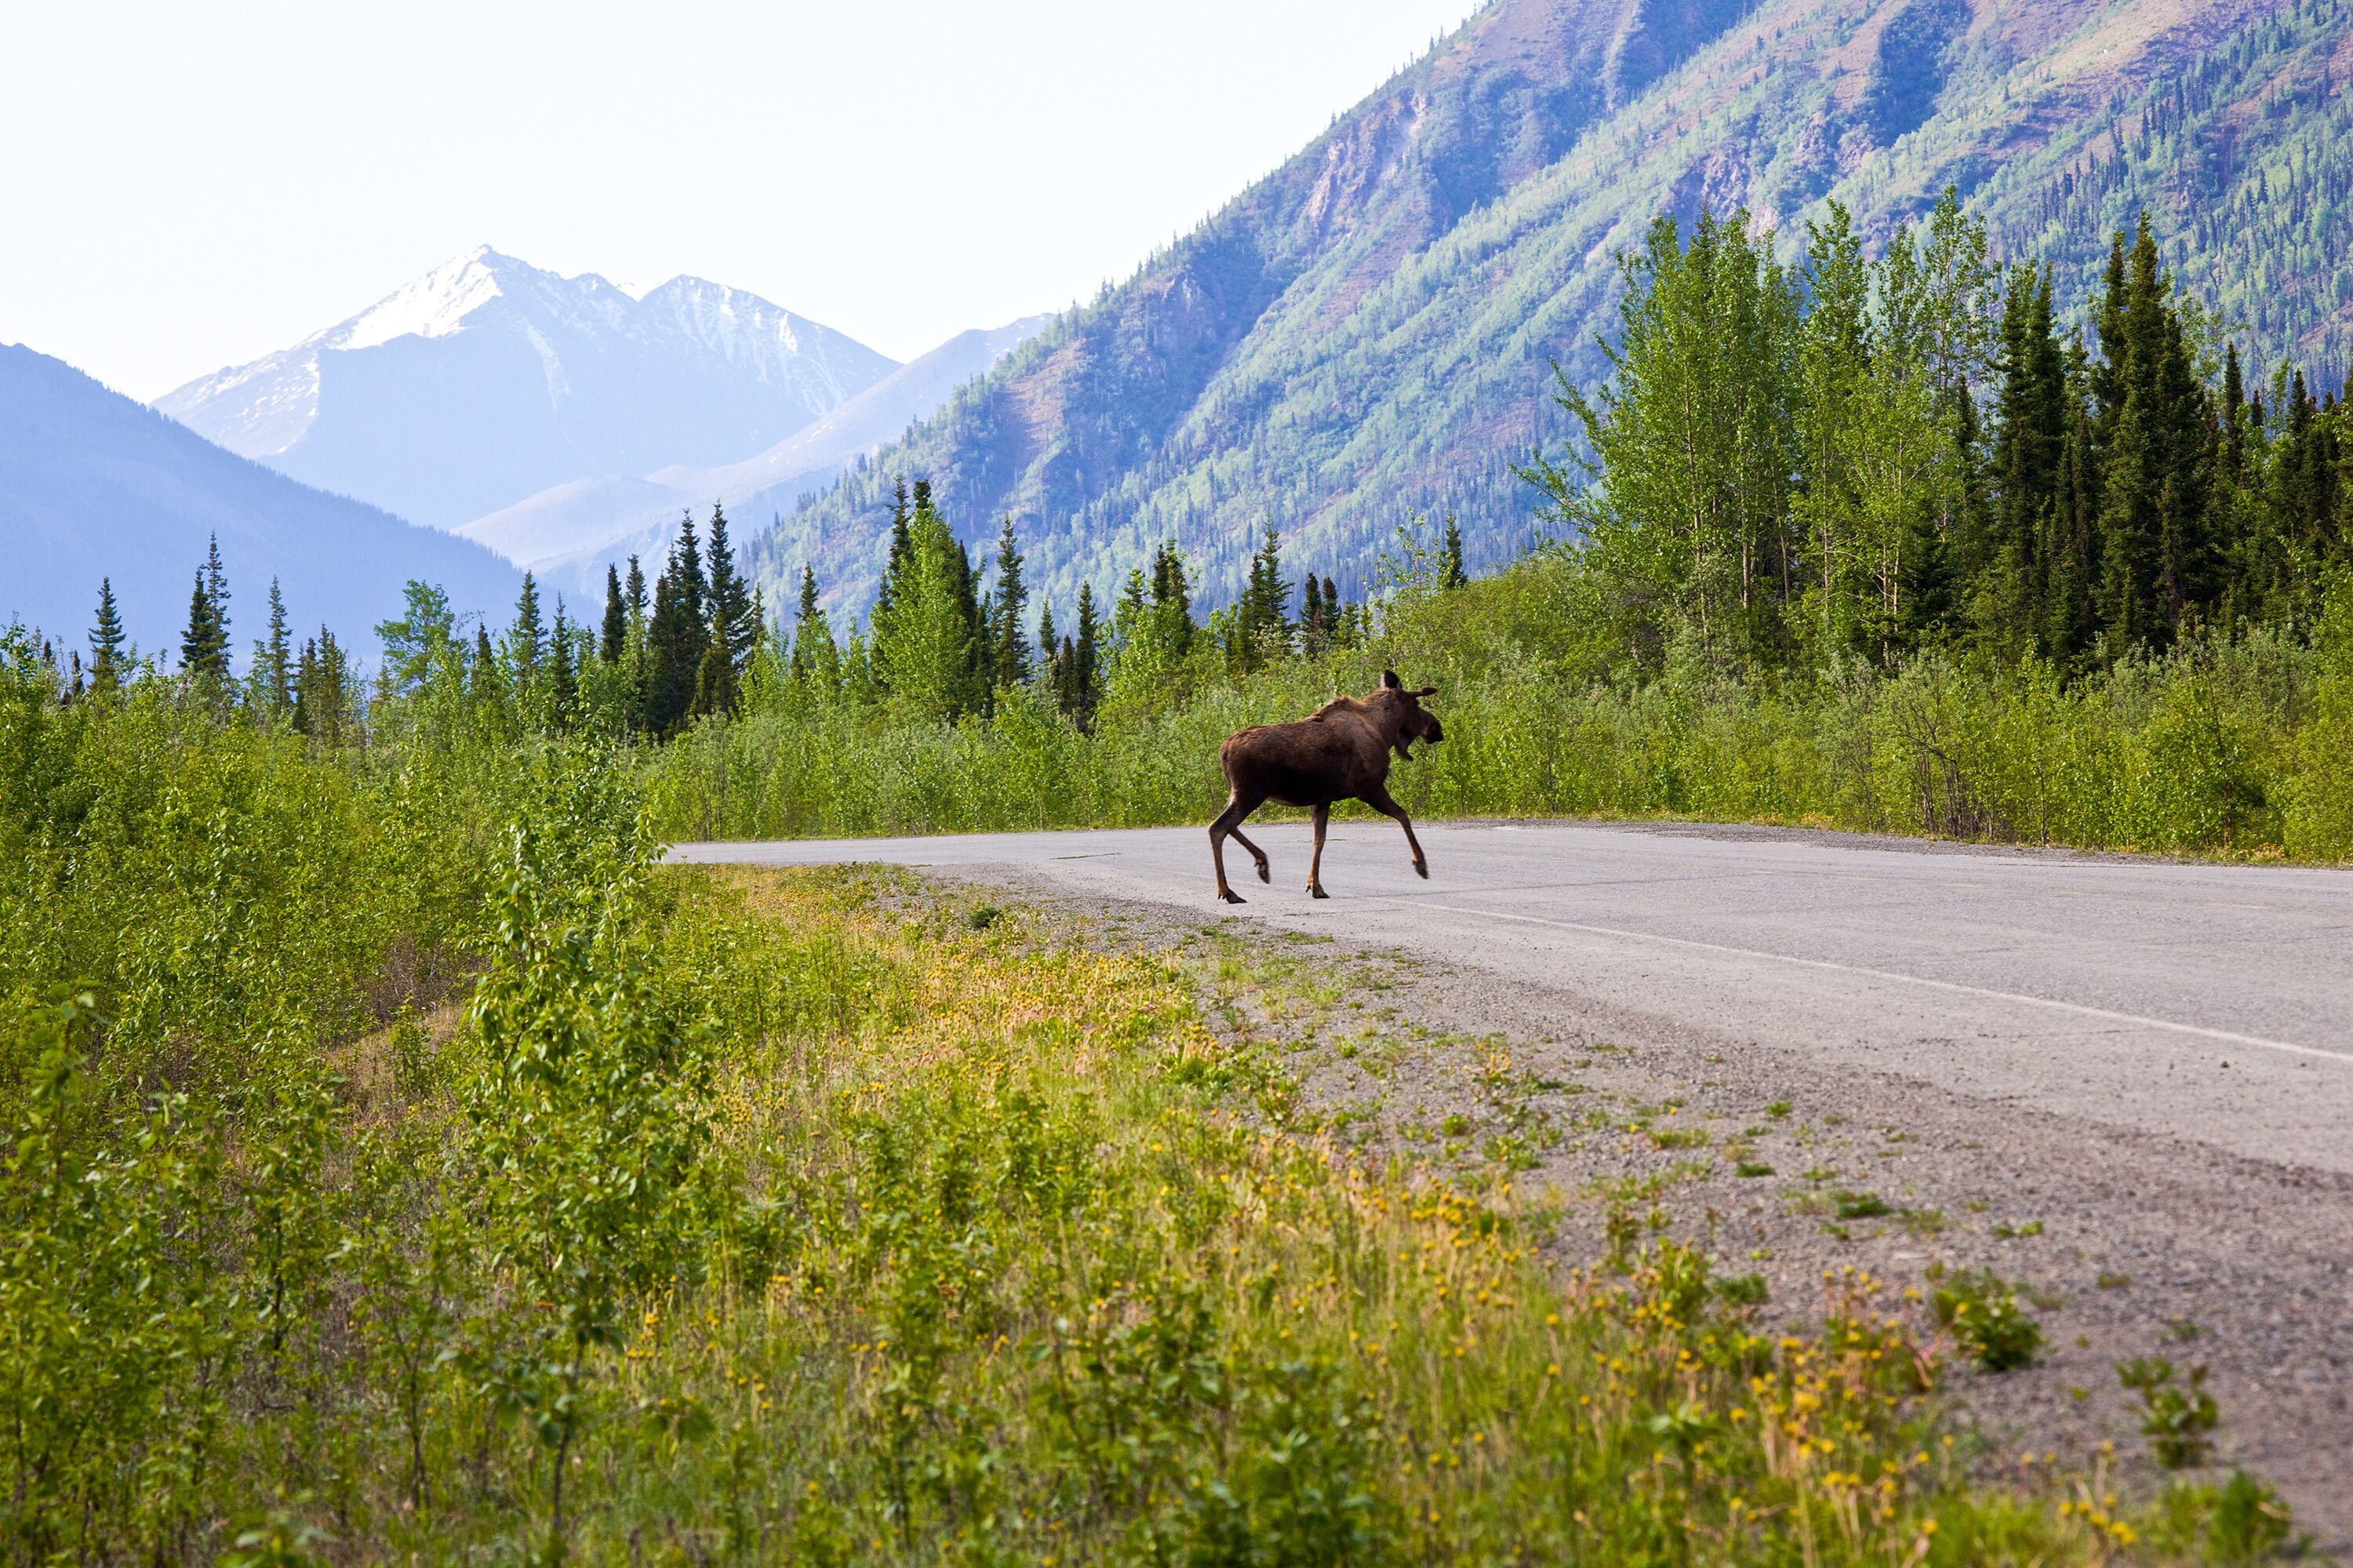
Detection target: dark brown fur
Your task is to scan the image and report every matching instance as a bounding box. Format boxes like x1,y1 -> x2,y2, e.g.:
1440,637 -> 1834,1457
1209,669 -> 1443,901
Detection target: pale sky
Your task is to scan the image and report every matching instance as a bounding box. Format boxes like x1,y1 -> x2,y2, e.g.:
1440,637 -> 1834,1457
2,0 -> 1482,402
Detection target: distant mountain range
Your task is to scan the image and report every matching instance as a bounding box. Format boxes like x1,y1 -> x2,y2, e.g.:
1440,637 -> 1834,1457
457,315 -> 1051,601
757,0 -> 2353,626
4,344 -> 520,663
155,248 -> 900,531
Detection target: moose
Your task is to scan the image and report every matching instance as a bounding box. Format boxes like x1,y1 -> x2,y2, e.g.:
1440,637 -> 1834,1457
1208,670 -> 1443,902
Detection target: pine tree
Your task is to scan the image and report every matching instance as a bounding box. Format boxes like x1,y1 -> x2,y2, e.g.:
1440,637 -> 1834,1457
790,565 -> 842,692
625,554 -> 649,637
510,572 -> 544,682
1232,524 -> 1293,668
1440,515 -> 1467,589
601,565 -> 627,664
868,485 -> 985,719
89,577 -> 125,694
1985,264 -> 2070,654
180,569 -> 226,679
1037,602 -> 1059,687
549,600 -> 578,727
990,515 -> 1030,689
705,504 -> 758,686
471,625 -> 504,704
202,533 -> 231,648
643,516 -> 710,736
876,481 -> 914,620
256,577 -> 293,713
1071,582 -> 1101,730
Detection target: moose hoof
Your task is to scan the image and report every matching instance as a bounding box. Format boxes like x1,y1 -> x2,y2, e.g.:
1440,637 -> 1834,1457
1255,860 -> 1271,883
1309,885 -> 1329,900
1220,890 -> 1248,904
1414,861 -> 1429,880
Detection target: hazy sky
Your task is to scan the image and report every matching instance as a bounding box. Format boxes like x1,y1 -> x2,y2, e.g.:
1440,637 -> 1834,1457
2,1 -> 1481,401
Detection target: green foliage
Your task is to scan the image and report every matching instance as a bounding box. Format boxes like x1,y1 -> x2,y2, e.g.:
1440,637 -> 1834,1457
2118,1355 -> 2223,1469
1929,1268 -> 2043,1372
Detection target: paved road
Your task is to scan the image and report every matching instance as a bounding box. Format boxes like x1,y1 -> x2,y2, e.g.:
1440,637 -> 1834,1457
669,820 -> 2353,1176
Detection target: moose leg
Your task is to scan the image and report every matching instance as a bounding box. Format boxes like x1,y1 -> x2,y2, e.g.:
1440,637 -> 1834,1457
1360,784 -> 1428,879
1209,791 -> 1270,903
1306,804 -> 1330,898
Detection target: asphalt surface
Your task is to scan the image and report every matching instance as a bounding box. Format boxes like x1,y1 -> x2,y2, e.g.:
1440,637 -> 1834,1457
671,818 -> 2353,1178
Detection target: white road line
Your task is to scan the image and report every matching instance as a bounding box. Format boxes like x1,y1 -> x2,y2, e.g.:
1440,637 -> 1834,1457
1369,897 -> 2352,1066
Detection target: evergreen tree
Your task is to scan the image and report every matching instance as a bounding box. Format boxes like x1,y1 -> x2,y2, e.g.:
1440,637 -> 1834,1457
601,566 -> 627,664
642,517 -> 711,736
989,515 -> 1030,689
705,504 -> 758,684
790,565 -> 842,692
1037,602 -> 1058,686
202,533 -> 231,647
256,577 -> 293,713
471,625 -> 504,704
876,481 -> 914,620
1231,524 -> 1293,668
88,577 -> 125,694
1440,515 -> 1467,590
510,572 -> 544,682
180,569 -> 227,679
549,600 -> 578,727
625,554 -> 649,635
2093,215 -> 2214,649
1984,264 -> 2070,654
868,485 -> 985,719
1071,582 -> 1101,729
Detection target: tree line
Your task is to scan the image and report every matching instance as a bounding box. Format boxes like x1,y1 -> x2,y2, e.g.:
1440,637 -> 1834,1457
1529,191 -> 2350,677
773,478 -> 1382,730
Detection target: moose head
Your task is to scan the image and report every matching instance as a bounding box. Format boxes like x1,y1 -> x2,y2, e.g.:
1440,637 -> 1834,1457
1380,669 -> 1443,759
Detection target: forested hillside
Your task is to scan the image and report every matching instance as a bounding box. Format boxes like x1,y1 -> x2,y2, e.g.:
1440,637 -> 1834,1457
754,0 -> 2353,626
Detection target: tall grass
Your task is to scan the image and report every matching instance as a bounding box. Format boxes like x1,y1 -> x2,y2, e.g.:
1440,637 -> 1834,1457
646,562 -> 2353,860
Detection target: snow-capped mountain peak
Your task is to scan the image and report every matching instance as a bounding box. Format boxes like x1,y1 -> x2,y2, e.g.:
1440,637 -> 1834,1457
154,251 -> 899,530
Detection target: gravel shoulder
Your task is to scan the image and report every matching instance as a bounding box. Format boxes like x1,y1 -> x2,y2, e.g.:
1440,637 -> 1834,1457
932,861 -> 2353,1548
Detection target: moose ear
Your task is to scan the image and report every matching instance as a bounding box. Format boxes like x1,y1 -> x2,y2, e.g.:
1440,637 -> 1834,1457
1381,669 -> 1402,689
1413,685 -> 1438,697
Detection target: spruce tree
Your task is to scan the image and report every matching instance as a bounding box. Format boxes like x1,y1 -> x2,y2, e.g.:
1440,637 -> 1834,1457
705,504 -> 758,685
1440,515 -> 1467,590
89,577 -> 125,694
180,570 -> 226,679
1037,602 -> 1058,688
601,565 -> 627,664
471,625 -> 503,704
202,533 -> 231,647
625,554 -> 649,637
1071,582 -> 1101,730
990,515 -> 1030,689
876,481 -> 914,620
511,572 -> 544,682
643,530 -> 703,736
257,577 -> 293,713
790,565 -> 841,692
549,600 -> 577,728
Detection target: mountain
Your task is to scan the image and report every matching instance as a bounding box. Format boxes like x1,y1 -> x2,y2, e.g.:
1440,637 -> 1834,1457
3,343 -> 521,664
456,315 -> 1051,599
757,0 -> 2353,627
155,248 -> 899,530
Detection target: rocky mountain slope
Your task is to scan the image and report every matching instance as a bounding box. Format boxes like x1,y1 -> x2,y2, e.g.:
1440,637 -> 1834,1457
5,344 -> 520,661
156,248 -> 897,530
758,0 -> 2353,625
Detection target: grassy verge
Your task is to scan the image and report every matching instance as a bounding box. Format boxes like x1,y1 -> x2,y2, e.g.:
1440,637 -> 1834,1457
356,867 -> 2292,1559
